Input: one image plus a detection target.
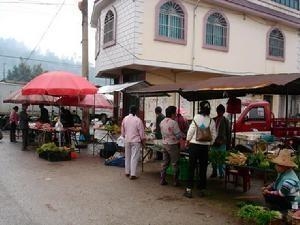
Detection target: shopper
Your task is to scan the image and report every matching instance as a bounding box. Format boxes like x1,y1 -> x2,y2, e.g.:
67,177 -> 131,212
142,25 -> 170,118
9,106 -> 19,142
19,104 -> 29,151
210,104 -> 230,179
184,100 -> 216,198
121,105 -> 145,180
160,106 -> 183,186
39,104 -> 50,123
154,106 -> 165,160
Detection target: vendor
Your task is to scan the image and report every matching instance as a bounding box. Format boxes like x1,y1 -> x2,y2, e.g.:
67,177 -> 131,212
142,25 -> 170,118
39,104 -> 50,123
262,149 -> 300,211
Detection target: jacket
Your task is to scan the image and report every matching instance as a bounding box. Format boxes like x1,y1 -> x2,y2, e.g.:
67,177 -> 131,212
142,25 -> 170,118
186,114 -> 217,145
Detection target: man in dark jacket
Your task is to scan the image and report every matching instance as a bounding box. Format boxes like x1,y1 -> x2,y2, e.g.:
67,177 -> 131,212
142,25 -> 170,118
19,104 -> 29,151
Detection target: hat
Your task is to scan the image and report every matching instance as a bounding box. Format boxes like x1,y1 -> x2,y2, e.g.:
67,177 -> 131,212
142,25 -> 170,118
270,149 -> 297,168
200,101 -> 211,110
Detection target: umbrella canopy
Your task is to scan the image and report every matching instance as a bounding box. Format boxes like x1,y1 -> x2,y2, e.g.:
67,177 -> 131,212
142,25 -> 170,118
56,94 -> 113,109
22,71 -> 98,96
3,88 -> 58,105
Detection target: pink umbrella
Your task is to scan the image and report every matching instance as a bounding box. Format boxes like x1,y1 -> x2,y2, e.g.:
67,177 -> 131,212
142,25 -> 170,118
22,71 -> 97,96
56,94 -> 113,109
3,88 -> 58,105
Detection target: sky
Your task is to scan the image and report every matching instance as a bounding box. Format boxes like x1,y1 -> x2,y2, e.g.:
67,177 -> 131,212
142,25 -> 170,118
0,0 -> 95,64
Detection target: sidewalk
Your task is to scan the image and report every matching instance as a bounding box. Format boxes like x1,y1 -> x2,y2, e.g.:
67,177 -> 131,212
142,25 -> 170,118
0,131 -> 267,225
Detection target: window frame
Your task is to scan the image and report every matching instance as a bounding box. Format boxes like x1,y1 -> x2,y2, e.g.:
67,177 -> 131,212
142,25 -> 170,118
266,27 -> 285,62
103,7 -> 117,49
154,0 -> 188,45
202,10 -> 229,52
271,0 -> 299,10
95,17 -> 101,59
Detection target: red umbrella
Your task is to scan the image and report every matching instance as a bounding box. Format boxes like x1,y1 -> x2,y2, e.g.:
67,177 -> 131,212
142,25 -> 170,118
3,88 -> 58,105
56,94 -> 113,109
22,71 -> 97,96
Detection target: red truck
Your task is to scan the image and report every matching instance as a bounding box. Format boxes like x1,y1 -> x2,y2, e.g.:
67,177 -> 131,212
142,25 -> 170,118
234,100 -> 300,138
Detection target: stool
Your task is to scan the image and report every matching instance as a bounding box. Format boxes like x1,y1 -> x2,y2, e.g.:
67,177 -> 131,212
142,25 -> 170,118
225,166 -> 251,192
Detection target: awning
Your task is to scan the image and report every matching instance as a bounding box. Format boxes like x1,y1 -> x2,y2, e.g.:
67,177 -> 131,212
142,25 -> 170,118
181,73 -> 300,101
126,73 -> 300,101
98,81 -> 151,94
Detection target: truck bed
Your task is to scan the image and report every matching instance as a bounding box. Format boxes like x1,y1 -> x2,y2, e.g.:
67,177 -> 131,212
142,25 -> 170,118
271,118 -> 300,137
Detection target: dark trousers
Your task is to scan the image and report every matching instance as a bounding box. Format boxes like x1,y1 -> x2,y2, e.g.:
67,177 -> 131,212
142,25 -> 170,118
186,143 -> 209,189
264,193 -> 292,211
10,122 -> 17,142
22,129 -> 29,150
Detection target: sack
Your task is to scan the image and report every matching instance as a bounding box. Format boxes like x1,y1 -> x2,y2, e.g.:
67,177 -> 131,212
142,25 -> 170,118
100,142 -> 117,159
194,119 -> 212,142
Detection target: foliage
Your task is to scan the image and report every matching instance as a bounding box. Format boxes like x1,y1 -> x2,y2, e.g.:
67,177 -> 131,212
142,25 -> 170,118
6,59 -> 44,82
237,204 -> 281,225
209,149 -> 228,166
246,151 -> 271,169
36,142 -> 70,154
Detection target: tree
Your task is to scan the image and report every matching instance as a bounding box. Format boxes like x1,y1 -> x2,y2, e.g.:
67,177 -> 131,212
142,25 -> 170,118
6,59 -> 44,82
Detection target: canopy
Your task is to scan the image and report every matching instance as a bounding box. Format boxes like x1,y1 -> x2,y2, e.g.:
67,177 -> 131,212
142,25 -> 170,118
56,94 -> 113,109
3,88 -> 58,105
98,81 -> 151,94
22,71 -> 98,96
181,73 -> 300,101
128,73 -> 300,101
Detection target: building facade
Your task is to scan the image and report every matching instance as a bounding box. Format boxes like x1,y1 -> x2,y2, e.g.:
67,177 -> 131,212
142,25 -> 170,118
91,0 -> 300,122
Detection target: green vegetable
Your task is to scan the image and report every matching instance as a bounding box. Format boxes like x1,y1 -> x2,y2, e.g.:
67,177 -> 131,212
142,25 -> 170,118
237,204 -> 281,225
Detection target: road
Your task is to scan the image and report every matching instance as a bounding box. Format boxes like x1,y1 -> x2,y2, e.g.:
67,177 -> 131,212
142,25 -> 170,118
0,132 -> 252,225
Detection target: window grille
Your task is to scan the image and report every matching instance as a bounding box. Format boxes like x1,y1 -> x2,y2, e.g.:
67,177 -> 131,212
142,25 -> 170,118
158,1 -> 185,40
271,0 -> 299,10
205,12 -> 227,47
103,10 -> 115,45
268,28 -> 284,58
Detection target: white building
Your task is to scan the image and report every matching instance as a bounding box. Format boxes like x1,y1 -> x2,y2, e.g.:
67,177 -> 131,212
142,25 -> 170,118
91,0 -> 300,122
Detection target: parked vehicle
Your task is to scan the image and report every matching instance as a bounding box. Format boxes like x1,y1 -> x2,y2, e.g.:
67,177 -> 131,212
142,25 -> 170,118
233,100 -> 300,151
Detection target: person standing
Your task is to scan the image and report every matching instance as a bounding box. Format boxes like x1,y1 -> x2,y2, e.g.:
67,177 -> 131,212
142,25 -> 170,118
19,104 -> 29,151
121,105 -> 145,180
154,106 -> 165,160
184,101 -> 216,198
210,104 -> 230,179
9,106 -> 19,142
160,106 -> 183,186
39,104 -> 50,123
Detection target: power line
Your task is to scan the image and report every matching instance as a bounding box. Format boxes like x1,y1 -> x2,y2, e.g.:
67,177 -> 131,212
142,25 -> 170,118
24,0 -> 66,63
0,54 -> 81,68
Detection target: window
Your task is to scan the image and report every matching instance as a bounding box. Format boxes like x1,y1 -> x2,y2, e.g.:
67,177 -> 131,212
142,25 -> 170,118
155,0 -> 187,45
203,11 -> 229,51
103,9 -> 116,48
267,28 -> 285,61
247,107 -> 265,121
271,0 -> 299,10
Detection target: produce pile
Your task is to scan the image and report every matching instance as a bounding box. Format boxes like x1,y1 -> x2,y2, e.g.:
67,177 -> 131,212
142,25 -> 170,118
36,142 -> 71,154
225,152 -> 247,166
104,124 -> 121,133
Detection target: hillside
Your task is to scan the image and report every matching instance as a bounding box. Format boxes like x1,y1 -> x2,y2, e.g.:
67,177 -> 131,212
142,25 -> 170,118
0,38 -> 109,86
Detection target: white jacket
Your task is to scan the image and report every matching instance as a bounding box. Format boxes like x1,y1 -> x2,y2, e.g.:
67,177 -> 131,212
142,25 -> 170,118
186,114 -> 217,145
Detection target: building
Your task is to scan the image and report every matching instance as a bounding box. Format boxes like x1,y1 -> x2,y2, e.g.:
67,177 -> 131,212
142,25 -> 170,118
91,0 -> 300,122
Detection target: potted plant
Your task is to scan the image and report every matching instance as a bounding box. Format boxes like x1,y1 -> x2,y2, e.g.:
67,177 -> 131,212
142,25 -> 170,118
36,142 -> 71,162
237,204 -> 282,225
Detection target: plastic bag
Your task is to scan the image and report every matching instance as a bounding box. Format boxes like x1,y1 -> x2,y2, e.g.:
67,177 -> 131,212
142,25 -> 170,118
55,119 -> 64,132
116,136 -> 125,147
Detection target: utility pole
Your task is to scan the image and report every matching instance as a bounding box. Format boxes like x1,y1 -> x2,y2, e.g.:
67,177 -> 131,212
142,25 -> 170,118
2,63 -> 6,81
79,0 -> 90,136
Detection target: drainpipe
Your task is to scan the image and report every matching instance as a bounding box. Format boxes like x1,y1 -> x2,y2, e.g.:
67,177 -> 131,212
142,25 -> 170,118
191,0 -> 201,71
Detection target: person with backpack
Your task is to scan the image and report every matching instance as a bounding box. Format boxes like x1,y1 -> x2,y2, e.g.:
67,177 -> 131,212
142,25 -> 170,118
184,101 -> 216,198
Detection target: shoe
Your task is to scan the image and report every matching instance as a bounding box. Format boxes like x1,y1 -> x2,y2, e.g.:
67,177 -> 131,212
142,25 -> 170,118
160,179 -> 168,185
183,188 -> 192,198
130,176 -> 137,180
125,174 -> 130,177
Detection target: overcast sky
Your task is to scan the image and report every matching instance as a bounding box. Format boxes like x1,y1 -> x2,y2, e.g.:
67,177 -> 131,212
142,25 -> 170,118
0,0 -> 95,63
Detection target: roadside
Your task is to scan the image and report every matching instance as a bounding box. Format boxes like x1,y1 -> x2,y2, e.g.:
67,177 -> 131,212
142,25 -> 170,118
0,131 -> 265,225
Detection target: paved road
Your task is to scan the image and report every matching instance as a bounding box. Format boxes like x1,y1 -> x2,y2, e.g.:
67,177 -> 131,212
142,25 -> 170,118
0,132 -> 255,225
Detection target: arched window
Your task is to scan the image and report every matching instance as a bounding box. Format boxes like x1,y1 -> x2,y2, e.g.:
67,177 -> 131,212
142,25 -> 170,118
204,11 -> 228,51
267,28 -> 284,60
155,0 -> 187,44
103,9 -> 116,48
